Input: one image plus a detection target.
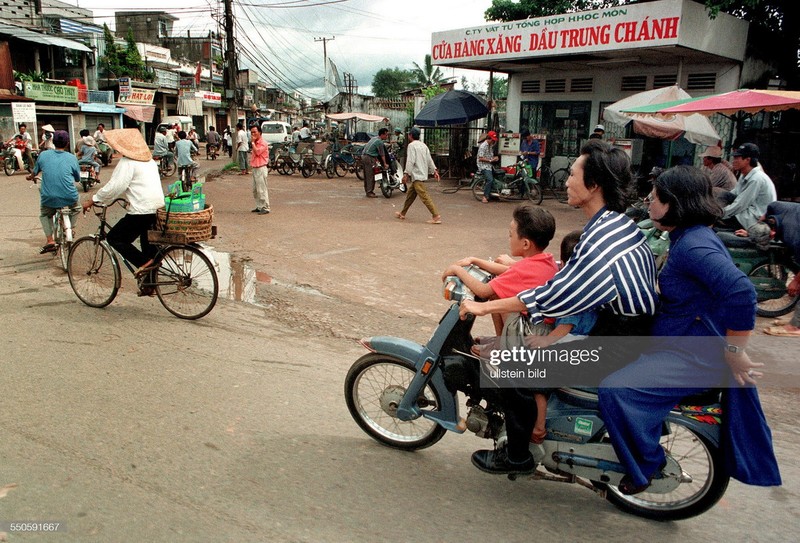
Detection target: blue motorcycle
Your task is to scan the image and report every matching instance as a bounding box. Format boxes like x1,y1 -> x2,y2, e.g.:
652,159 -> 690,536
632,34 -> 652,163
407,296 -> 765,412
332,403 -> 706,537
344,266 -> 729,520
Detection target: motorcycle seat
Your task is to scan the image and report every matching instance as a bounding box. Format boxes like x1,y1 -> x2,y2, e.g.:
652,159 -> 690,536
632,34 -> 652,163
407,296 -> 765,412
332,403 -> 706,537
556,387 -> 599,408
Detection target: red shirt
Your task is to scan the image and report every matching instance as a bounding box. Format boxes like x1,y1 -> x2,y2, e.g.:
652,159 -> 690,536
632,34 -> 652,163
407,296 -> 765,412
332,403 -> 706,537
250,137 -> 269,168
489,253 -> 558,300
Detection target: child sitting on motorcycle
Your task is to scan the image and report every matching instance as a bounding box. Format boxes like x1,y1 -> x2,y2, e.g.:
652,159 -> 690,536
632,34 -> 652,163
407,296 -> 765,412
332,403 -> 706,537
441,205 -> 559,338
523,230 -> 598,443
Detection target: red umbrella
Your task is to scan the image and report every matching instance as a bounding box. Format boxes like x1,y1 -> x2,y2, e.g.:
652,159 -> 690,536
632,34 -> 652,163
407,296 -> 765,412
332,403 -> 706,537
652,89 -> 800,117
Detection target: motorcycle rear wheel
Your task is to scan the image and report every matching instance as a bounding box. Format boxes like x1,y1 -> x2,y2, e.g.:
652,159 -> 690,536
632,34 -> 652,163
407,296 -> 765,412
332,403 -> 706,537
597,419 -> 729,521
345,354 -> 447,450
749,262 -> 799,318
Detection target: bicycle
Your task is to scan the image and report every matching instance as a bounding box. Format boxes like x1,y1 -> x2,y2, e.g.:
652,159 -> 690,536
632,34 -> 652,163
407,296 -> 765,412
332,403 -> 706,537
51,204 -> 81,271
537,158 -> 573,202
67,199 -> 219,320
155,154 -> 176,178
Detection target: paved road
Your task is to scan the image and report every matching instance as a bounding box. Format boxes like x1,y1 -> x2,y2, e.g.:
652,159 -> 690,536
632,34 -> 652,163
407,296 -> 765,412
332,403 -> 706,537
0,161 -> 797,542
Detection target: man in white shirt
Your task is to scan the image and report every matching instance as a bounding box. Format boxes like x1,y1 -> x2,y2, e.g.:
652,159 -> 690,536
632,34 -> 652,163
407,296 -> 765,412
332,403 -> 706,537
393,127 -> 441,224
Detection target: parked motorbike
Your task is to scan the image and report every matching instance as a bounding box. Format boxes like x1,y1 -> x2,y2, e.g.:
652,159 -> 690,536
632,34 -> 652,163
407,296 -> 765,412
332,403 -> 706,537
635,212 -> 799,318
471,155 -> 543,205
344,265 -> 730,521
207,143 -> 219,160
375,147 -> 407,198
3,143 -> 38,176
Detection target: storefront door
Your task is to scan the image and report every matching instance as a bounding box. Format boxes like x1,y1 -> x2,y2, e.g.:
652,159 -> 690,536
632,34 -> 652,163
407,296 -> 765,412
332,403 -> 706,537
520,101 -> 591,158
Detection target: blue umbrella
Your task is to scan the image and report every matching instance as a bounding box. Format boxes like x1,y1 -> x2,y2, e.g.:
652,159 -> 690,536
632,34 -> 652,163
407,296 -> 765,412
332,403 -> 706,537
414,90 -> 489,126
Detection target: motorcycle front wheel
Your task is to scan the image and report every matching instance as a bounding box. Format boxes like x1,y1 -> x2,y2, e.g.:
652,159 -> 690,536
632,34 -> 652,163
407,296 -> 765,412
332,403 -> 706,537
345,354 -> 447,450
526,183 -> 543,205
749,262 -> 800,318
4,157 -> 16,176
380,177 -> 393,198
471,177 -> 486,201
597,419 -> 729,521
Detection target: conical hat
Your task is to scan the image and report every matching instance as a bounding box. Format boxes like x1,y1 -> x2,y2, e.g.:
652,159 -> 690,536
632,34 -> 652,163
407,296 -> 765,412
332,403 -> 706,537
103,128 -> 152,162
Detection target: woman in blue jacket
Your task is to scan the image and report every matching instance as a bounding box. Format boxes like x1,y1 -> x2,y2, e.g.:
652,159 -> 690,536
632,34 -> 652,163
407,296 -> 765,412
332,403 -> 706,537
599,165 -> 781,495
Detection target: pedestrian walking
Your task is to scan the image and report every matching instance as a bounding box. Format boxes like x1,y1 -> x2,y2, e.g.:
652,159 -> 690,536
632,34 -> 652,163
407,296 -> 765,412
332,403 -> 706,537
394,127 -> 441,224
236,122 -> 250,175
249,124 -> 271,215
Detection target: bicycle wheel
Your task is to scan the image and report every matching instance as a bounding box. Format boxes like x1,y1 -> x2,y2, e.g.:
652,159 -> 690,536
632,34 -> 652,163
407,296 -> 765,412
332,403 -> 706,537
52,215 -> 70,272
750,262 -> 800,318
355,161 -> 365,180
67,236 -> 121,308
335,160 -> 348,177
162,159 -> 176,178
155,245 -> 218,320
301,160 -> 315,178
325,156 -> 336,178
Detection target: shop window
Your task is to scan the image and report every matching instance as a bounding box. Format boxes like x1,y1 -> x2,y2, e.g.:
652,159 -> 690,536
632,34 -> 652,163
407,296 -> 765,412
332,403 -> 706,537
570,77 -> 593,93
621,76 -> 647,91
545,79 -> 567,93
521,80 -> 541,94
653,74 -> 678,88
687,72 -> 717,91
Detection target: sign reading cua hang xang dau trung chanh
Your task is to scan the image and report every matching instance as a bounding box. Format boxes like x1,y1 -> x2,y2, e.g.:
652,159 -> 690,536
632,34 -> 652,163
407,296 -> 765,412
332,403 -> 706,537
23,82 -> 79,103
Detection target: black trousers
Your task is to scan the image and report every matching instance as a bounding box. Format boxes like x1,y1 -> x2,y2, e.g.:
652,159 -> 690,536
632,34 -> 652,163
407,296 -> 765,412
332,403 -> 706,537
500,312 -> 653,462
107,213 -> 157,269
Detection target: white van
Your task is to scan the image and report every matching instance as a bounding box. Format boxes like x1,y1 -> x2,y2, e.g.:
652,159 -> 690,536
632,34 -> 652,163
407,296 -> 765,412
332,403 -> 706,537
260,121 -> 292,144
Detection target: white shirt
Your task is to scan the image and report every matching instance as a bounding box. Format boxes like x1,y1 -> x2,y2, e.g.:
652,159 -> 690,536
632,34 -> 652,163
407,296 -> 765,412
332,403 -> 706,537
94,130 -> 107,144
299,127 -> 311,139
405,140 -> 437,182
92,157 -> 164,215
236,129 -> 249,152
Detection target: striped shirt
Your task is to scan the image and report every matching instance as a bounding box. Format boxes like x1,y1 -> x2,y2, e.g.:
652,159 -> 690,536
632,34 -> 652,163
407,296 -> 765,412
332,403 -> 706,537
518,208 -> 658,324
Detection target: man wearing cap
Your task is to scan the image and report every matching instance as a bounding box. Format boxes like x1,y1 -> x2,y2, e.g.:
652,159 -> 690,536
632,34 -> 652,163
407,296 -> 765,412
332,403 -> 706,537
701,145 -> 736,191
391,128 -> 406,169
476,131 -> 499,203
26,130 -> 81,254
394,127 -> 441,224
362,128 -> 389,198
719,143 -> 777,230
82,129 -> 164,293
592,124 -> 605,139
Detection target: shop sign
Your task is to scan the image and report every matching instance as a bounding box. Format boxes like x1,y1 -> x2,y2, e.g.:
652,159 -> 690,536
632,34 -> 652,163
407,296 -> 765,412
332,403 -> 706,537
432,0 -> 681,63
196,91 -> 222,105
11,102 -> 37,123
118,77 -> 131,96
23,81 -> 78,103
117,88 -> 156,105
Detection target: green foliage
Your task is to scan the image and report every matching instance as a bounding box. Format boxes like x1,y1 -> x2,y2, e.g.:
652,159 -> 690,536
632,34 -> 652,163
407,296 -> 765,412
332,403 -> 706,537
99,24 -> 153,81
100,24 -> 124,77
13,70 -> 46,82
411,54 -> 446,87
490,77 -> 508,99
372,67 -> 414,98
422,85 -> 448,100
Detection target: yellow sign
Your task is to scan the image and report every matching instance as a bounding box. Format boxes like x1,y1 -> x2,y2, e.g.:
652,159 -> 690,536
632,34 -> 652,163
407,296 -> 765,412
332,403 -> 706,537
117,88 -> 156,105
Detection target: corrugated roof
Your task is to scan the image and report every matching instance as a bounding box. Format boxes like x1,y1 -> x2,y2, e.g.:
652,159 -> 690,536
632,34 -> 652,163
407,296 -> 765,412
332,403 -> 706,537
0,22 -> 92,53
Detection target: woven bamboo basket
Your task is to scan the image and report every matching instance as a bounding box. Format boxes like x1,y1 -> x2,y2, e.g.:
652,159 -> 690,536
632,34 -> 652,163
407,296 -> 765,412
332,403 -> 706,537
154,204 -> 214,243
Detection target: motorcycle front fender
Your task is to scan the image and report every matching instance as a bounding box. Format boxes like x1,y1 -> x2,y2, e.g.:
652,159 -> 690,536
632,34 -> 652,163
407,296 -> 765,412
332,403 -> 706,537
364,335 -> 463,433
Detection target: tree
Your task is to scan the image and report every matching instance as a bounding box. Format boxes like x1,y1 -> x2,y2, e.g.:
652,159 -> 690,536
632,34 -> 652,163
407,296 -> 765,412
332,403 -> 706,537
124,29 -> 149,81
490,77 -> 508,100
371,67 -> 413,97
484,0 -> 800,88
100,23 -> 124,77
411,54 -> 446,87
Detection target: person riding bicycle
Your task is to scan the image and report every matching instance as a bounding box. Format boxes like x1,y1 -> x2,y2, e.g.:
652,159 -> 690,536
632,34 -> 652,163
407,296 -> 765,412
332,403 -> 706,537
81,129 -> 164,296
153,125 -> 174,166
26,130 -> 81,254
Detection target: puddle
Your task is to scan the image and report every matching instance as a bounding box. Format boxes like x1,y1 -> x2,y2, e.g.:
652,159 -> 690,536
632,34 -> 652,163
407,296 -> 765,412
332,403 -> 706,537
202,245 -> 330,304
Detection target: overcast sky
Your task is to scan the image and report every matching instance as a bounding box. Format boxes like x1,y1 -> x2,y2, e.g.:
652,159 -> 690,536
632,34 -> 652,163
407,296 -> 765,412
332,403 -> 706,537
63,0 -> 494,98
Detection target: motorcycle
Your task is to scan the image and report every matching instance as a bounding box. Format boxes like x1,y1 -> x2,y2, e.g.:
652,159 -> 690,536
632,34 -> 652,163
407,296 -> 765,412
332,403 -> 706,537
375,147 -> 407,198
97,142 -> 114,166
634,212 -> 799,318
78,164 -> 100,192
207,143 -> 219,161
471,155 -> 543,205
344,266 -> 730,521
3,143 -> 38,176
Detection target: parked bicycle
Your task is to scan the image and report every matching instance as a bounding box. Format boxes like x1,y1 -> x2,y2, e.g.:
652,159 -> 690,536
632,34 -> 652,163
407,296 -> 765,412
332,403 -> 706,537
67,198 -> 219,320
324,143 -> 358,178
537,157 -> 573,202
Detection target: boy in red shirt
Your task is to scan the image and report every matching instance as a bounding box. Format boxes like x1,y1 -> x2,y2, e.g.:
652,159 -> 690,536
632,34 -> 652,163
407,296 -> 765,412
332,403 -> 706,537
441,205 -> 558,335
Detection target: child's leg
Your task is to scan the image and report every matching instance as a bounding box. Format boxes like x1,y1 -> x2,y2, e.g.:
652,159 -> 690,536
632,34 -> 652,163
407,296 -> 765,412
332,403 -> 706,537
532,393 -> 548,443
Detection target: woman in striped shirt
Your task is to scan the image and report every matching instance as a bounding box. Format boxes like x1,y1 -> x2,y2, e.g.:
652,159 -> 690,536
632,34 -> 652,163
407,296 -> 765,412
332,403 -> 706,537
462,140 -> 659,475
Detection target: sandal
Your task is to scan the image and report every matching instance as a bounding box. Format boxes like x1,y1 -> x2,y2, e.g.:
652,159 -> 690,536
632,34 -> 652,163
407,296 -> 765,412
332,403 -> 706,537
426,217 -> 442,224
763,325 -> 800,337
394,212 -> 406,220
481,197 -> 489,204
39,243 -> 57,254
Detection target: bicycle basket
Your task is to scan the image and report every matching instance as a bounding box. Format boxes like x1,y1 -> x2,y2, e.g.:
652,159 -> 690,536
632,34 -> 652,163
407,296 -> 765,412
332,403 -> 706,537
155,204 -> 214,243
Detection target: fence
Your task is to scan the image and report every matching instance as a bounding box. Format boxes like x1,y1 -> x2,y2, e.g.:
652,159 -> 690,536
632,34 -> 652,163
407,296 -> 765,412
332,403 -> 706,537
420,126 -> 486,179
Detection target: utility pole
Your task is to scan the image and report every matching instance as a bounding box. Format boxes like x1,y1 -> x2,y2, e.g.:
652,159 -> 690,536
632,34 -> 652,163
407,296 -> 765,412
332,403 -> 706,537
314,36 -> 334,96
344,72 -> 357,112
224,0 -> 238,130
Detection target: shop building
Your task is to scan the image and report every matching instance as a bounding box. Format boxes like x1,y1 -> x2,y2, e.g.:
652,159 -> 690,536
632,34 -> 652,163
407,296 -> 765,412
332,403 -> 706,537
432,0 -> 755,171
